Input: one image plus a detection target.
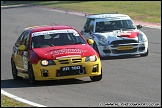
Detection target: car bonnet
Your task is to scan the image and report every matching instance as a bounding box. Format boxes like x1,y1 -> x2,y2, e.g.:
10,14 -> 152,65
94,30 -> 139,42
32,44 -> 96,60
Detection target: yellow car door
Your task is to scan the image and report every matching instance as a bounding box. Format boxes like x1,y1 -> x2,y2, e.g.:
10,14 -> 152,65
15,30 -> 30,74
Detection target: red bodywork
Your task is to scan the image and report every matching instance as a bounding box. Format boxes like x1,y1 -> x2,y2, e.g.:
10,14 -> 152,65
120,31 -> 138,38
27,25 -> 98,64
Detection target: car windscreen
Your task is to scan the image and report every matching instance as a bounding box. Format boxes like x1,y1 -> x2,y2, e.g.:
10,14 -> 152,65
31,29 -> 87,48
95,20 -> 136,33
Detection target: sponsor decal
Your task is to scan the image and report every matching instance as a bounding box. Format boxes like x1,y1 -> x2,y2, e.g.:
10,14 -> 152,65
32,29 -> 79,37
46,48 -> 88,56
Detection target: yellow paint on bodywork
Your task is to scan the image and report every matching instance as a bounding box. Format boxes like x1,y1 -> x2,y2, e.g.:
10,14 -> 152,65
32,56 -> 102,80
24,26 -> 40,30
24,25 -> 49,30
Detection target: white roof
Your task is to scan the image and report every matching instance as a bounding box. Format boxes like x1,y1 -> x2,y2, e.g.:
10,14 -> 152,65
87,14 -> 131,20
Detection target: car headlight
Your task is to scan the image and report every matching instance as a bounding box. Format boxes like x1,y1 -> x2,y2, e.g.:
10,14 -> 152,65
95,34 -> 107,43
138,32 -> 147,42
85,55 -> 97,62
100,36 -> 107,43
41,60 -> 56,66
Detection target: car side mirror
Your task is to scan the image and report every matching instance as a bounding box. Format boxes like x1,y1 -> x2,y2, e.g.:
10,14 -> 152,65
136,25 -> 142,29
18,45 -> 26,51
87,39 -> 94,45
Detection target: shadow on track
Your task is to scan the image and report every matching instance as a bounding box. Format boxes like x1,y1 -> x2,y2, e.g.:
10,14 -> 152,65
100,55 -> 142,60
1,78 -> 93,88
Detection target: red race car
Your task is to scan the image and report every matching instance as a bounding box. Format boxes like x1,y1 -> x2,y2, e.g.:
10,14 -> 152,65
11,25 -> 102,84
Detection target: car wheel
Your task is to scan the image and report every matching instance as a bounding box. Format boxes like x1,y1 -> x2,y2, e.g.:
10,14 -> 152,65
90,68 -> 102,81
141,49 -> 149,57
93,42 -> 100,56
11,59 -> 22,80
28,63 -> 37,85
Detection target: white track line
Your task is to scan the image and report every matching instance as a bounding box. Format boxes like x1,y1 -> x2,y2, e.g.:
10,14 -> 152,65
1,89 -> 47,107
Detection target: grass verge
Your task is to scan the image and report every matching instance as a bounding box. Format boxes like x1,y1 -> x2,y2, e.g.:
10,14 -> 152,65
1,94 -> 32,107
1,1 -> 161,23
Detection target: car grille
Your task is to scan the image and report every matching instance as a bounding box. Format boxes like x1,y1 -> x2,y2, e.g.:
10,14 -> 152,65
112,48 -> 138,54
58,58 -> 82,64
56,68 -> 86,77
110,40 -> 138,45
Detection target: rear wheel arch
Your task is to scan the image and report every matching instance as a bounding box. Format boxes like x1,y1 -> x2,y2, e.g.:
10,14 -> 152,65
11,58 -> 22,80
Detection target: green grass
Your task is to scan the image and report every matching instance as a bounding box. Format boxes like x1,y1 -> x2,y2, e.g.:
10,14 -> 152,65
1,1 -> 161,23
1,94 -> 32,107
1,1 -> 161,107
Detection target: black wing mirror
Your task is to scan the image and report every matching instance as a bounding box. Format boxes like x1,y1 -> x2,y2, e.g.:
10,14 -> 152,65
136,25 -> 142,29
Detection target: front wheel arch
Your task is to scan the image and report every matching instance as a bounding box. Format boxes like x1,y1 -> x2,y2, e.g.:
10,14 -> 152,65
140,49 -> 149,57
28,62 -> 37,85
93,42 -> 100,55
90,68 -> 102,81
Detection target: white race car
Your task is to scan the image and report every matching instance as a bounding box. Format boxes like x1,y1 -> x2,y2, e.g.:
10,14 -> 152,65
81,13 -> 148,58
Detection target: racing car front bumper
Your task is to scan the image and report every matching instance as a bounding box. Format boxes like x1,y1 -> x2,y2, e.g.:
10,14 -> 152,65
97,41 -> 148,57
32,56 -> 102,80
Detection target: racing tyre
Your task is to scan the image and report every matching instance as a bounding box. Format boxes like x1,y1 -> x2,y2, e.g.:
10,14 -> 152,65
28,63 -> 37,85
90,69 -> 102,81
93,42 -> 101,57
11,59 -> 22,80
140,49 -> 149,57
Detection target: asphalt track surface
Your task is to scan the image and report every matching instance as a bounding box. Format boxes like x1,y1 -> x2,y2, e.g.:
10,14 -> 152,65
1,5 -> 161,107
